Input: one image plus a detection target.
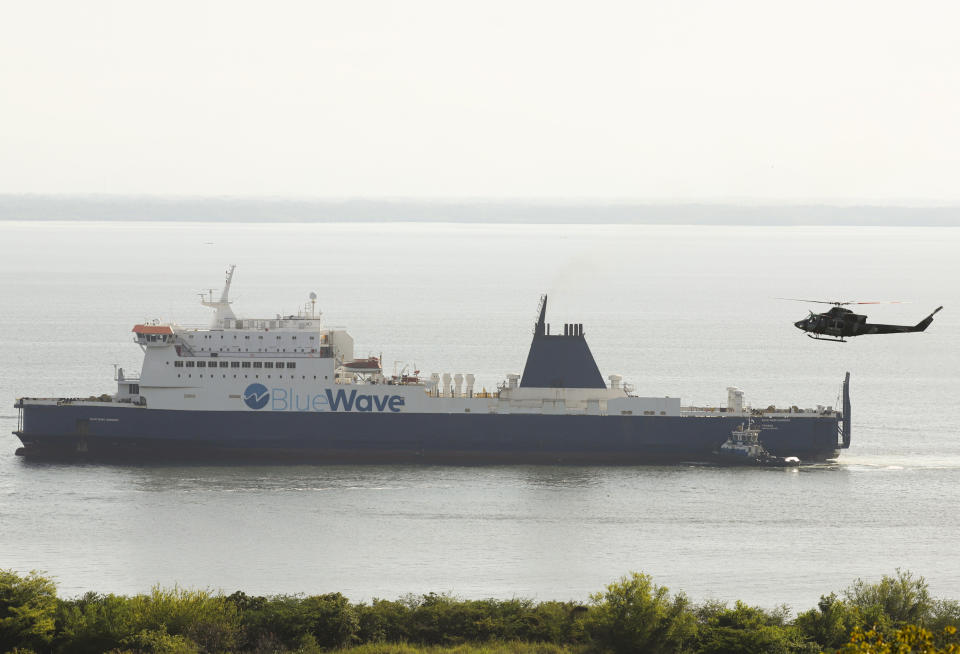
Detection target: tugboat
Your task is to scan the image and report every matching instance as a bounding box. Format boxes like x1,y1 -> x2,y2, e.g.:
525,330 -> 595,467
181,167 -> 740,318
716,420 -> 801,467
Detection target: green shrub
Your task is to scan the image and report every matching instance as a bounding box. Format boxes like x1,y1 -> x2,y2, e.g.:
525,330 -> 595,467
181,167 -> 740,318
55,591 -> 136,653
795,593 -> 859,651
694,600 -> 805,654
239,592 -> 358,650
843,569 -> 933,629
333,643 -> 575,654
834,623 -> 960,653
579,572 -> 696,654
0,569 -> 58,653
111,626 -> 200,653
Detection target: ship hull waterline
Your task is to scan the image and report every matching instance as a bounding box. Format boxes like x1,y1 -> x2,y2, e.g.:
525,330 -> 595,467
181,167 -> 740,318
13,404 -> 843,464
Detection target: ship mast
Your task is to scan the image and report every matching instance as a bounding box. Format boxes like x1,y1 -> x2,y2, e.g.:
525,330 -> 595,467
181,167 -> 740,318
200,264 -> 238,327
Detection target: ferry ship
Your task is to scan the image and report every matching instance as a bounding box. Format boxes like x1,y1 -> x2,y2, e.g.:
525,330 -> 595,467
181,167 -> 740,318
13,267 -> 851,463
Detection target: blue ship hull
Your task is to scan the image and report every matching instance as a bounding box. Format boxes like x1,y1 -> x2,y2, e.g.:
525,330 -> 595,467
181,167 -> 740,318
14,403 -> 844,464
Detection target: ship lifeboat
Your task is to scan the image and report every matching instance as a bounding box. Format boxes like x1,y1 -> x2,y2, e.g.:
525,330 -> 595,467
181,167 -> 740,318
341,356 -> 381,372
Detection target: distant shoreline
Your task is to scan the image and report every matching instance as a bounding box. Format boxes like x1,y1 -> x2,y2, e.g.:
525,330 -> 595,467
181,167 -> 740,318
1,195 -> 958,225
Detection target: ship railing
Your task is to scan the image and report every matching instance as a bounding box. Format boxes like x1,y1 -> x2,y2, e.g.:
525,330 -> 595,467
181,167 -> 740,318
174,351 -> 331,359
425,391 -> 499,399
172,321 -> 338,331
17,395 -> 116,406
172,341 -> 333,359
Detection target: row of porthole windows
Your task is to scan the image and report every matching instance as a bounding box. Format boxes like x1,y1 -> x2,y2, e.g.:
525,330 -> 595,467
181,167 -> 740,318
189,333 -> 314,341
176,374 -> 325,380
194,348 -> 312,353
173,361 -> 296,369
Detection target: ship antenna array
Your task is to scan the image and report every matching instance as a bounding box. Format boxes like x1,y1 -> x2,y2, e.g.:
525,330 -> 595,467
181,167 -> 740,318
533,294 -> 547,335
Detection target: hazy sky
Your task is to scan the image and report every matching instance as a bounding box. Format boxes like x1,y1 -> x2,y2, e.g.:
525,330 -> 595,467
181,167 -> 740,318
2,1 -> 958,202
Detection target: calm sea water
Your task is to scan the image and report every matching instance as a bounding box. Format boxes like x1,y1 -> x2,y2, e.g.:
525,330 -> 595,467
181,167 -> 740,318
0,220 -> 958,611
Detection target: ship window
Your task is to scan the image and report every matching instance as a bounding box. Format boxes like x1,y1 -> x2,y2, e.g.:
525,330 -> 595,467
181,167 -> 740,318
244,335 -> 250,340
253,362 -> 262,368
310,336 -> 315,340
286,362 -> 296,368
174,361 -> 183,368
129,384 -> 140,394
242,362 -> 251,368
197,361 -> 206,368
292,336 -> 297,340
186,361 -> 195,367
264,362 -> 273,368
231,362 -> 240,368
219,361 -> 228,368
258,335 -> 263,339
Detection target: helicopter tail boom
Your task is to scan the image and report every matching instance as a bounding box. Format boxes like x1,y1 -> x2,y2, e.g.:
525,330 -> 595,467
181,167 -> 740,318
913,306 -> 943,332
862,306 -> 943,334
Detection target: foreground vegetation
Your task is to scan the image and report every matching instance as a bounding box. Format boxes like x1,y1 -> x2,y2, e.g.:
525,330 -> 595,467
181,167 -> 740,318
1,569 -> 958,653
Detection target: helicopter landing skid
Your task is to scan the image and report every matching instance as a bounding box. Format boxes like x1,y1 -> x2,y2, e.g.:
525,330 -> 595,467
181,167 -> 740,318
806,333 -> 846,343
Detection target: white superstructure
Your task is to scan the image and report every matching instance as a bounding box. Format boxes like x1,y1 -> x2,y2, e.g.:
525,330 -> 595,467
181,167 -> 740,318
124,267 -> 684,417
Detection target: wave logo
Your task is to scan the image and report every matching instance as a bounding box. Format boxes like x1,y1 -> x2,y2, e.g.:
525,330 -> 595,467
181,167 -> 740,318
242,383 -> 270,410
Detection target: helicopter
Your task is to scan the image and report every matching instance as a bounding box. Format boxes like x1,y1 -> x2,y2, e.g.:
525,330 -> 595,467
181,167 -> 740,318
784,299 -> 943,342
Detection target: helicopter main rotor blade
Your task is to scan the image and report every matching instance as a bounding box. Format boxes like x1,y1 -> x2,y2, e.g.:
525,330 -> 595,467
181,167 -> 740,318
776,298 -> 848,305
777,298 -> 908,306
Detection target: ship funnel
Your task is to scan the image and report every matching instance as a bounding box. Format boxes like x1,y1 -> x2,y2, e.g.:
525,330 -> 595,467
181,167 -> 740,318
453,373 -> 464,398
507,373 -> 520,390
520,295 -> 605,389
442,373 -> 452,397
608,374 -> 622,390
465,374 -> 475,397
